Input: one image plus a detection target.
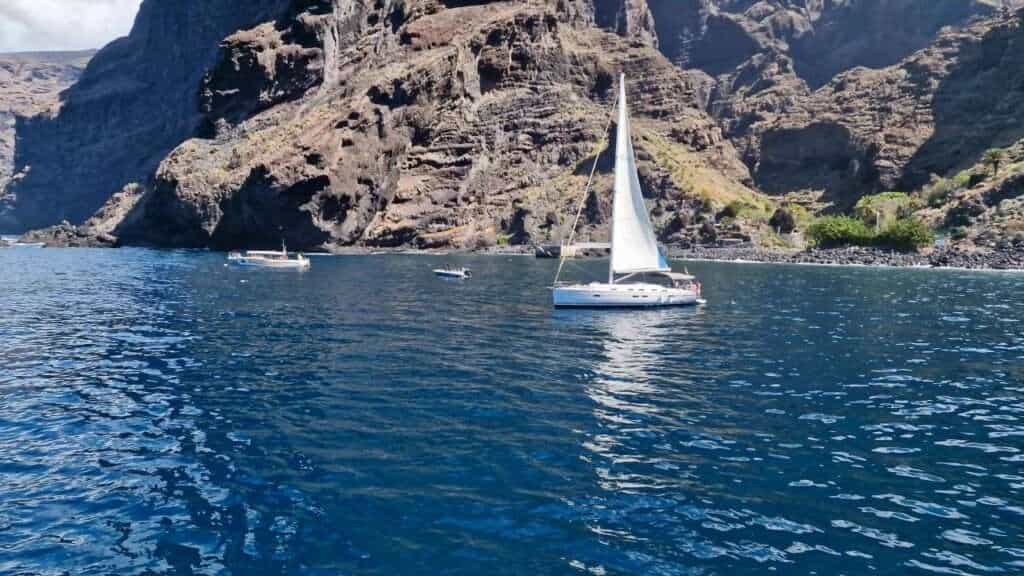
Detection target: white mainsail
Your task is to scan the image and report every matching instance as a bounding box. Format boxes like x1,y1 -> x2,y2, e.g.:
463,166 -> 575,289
609,74 -> 669,279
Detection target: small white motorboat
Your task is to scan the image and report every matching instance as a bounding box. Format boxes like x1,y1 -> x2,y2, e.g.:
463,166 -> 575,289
433,266 -> 472,279
552,74 -> 704,309
2,236 -> 45,247
228,242 -> 311,270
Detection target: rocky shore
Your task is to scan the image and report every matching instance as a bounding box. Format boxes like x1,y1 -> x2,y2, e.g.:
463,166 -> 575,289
665,245 -> 1024,270
13,218 -> 1024,270
18,221 -> 116,248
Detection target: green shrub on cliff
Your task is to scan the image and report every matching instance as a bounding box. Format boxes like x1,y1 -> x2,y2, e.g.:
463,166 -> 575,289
719,200 -> 767,222
855,191 -> 909,208
806,216 -> 874,248
924,172 -> 975,208
983,148 -> 1006,175
807,216 -> 934,252
854,192 -> 912,228
875,219 -> 935,251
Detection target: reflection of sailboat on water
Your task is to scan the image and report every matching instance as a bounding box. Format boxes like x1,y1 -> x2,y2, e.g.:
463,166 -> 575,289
579,309 -> 696,495
553,74 -> 705,309
559,307 -> 697,424
592,311 -> 670,403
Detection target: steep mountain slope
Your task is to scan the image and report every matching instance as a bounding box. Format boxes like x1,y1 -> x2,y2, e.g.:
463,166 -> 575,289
722,10 -> 1024,207
110,0 -> 755,250
0,0 -> 288,232
0,51 -> 92,226
6,0 -> 1024,251
915,137 -> 1024,252
640,0 -> 1010,88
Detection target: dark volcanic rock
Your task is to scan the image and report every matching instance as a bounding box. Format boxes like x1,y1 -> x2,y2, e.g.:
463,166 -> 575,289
582,1 -> 1024,219
9,0 -> 1024,256
18,184 -> 146,247
20,221 -> 116,248
617,0 -> 1008,89
1,0 -> 291,232
667,244 -> 1024,270
715,9 -> 1024,208
769,206 -> 796,233
0,51 -> 92,230
104,0 -> 755,251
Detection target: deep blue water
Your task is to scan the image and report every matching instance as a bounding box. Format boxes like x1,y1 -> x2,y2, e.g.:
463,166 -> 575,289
1,249 -> 1023,576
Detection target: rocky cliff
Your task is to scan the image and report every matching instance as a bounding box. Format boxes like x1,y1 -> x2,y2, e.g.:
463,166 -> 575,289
6,0 -> 1024,251
0,0 -> 288,232
638,0 -> 1009,88
709,3 -> 1024,208
66,0 -> 760,250
0,51 -> 92,225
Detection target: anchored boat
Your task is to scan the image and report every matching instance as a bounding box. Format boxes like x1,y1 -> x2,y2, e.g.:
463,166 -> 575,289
228,242 -> 311,270
1,236 -> 45,248
552,74 -> 703,308
433,266 -> 472,279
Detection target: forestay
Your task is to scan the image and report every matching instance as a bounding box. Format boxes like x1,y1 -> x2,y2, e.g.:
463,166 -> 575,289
609,74 -> 670,278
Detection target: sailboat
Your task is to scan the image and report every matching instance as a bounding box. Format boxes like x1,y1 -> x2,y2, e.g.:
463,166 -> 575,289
552,74 -> 703,308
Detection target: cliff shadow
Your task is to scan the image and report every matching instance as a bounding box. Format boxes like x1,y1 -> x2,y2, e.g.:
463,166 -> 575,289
901,13 -> 1024,189
789,0 -> 985,90
6,0 -> 293,232
753,122 -> 881,208
208,167 -> 332,251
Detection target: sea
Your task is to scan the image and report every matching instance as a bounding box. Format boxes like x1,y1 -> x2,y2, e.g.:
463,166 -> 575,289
1,248 -> 1022,575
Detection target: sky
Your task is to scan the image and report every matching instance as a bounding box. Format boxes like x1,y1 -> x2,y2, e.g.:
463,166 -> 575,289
0,0 -> 142,53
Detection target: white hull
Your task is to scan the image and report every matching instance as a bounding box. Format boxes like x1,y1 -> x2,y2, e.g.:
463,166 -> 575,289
433,269 -> 471,279
228,255 -> 310,269
553,282 -> 700,308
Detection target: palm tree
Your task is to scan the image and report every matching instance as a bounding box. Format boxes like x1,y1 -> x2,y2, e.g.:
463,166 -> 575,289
982,149 -> 1006,176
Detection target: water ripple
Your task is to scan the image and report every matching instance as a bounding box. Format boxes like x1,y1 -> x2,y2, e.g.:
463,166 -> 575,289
1,251 -> 1023,575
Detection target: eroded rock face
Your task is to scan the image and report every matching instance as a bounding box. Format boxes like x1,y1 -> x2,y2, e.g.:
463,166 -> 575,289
574,0 -> 1024,208
587,0 -> 659,48
1,0 -> 290,233
0,51 -> 92,230
634,0 -> 1010,89
104,0 -> 754,250
913,138 -> 1024,250
8,0 -> 1024,249
721,11 -> 1024,206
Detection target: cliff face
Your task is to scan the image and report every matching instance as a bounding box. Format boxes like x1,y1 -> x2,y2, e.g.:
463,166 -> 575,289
7,0 -> 1024,249
610,0 -> 1008,87
620,0 -> 1024,203
112,0 -> 755,250
0,51 -> 92,227
0,0 -> 290,232
719,10 -> 1024,207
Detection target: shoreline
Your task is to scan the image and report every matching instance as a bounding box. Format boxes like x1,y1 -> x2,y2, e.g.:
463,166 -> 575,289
659,245 -> 1024,272
7,231 -> 1024,271
667,254 -> 1024,274
235,244 -> 1024,272
482,244 -> 1024,272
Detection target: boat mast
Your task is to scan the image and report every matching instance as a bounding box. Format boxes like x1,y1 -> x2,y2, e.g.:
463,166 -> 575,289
609,73 -> 626,285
